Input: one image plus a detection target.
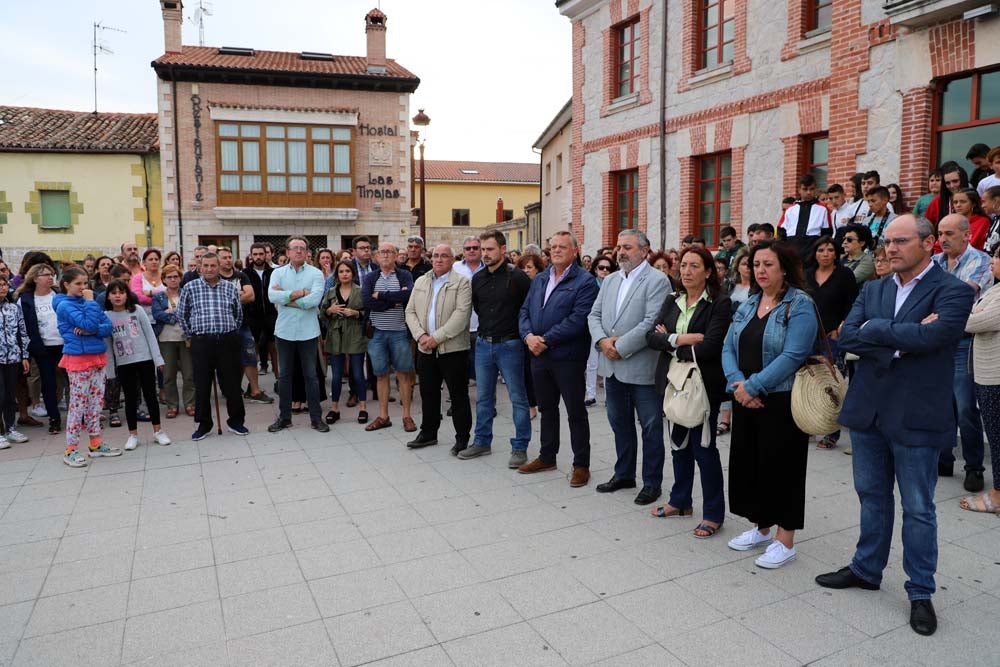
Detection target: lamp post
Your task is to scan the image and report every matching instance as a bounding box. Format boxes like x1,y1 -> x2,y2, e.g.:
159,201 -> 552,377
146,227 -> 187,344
412,108 -> 430,242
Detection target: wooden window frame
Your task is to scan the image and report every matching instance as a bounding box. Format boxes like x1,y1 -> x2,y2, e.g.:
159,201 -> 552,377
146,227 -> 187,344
451,208 -> 471,227
215,121 -> 354,208
698,0 -> 735,71
695,152 -> 732,246
614,17 -> 641,98
806,0 -> 832,34
932,67 -> 1000,169
613,168 -> 640,236
801,133 -> 829,191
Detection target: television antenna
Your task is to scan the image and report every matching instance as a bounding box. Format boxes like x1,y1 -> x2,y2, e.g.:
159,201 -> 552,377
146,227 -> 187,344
189,0 -> 213,47
93,22 -> 126,113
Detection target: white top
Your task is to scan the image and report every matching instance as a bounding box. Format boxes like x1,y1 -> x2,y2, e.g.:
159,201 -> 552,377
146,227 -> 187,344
615,259 -> 648,317
453,260 -> 484,332
33,292 -> 63,345
892,261 -> 935,317
978,174 -> 1000,197
427,270 -> 450,334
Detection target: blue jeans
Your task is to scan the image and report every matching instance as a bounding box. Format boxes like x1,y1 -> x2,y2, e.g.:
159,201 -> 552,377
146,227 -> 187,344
473,338 -> 530,450
850,427 -> 939,601
604,376 -> 664,488
939,338 -> 984,472
668,405 -> 725,523
330,353 -> 366,403
276,337 -> 322,424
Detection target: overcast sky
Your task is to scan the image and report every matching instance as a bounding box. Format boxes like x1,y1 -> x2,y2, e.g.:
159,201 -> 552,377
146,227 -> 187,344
1,0 -> 571,163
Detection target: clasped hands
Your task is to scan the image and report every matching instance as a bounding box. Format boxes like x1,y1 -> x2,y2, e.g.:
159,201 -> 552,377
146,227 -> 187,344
525,334 -> 547,356
731,381 -> 764,409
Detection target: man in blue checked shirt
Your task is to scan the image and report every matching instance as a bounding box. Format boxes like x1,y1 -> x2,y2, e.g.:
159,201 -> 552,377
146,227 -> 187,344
176,252 -> 248,440
933,213 -> 994,491
267,235 -> 328,434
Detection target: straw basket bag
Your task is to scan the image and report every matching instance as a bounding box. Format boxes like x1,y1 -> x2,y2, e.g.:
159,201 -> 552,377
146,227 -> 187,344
790,303 -> 848,435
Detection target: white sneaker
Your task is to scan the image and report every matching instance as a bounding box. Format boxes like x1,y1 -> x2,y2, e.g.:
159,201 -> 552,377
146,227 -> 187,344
755,541 -> 797,569
29,403 -> 47,418
153,431 -> 172,446
727,527 -> 774,551
0,436 -> 9,450
5,430 -> 28,443
124,435 -> 139,451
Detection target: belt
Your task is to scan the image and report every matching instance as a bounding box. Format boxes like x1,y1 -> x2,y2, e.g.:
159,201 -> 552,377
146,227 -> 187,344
191,331 -> 238,341
478,334 -> 520,344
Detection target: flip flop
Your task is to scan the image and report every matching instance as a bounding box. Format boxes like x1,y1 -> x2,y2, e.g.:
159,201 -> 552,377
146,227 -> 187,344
650,505 -> 693,518
959,492 -> 1000,514
692,522 -> 721,539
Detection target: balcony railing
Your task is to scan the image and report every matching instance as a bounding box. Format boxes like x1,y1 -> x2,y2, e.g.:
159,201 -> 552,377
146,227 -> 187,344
883,0 -> 992,26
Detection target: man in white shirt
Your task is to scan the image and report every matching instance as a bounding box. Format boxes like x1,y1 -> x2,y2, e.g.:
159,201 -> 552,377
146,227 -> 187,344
453,235 -> 485,382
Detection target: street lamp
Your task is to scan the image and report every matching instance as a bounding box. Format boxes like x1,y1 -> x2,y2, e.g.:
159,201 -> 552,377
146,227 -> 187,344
412,108 -> 430,242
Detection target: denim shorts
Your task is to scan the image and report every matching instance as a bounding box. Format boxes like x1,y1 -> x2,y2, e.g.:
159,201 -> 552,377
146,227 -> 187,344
239,326 -> 258,367
368,329 -> 413,376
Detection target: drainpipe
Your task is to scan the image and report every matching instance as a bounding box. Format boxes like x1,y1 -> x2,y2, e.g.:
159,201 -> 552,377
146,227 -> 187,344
658,0 -> 668,250
532,146 -> 543,246
142,153 -> 153,248
170,69 -> 185,258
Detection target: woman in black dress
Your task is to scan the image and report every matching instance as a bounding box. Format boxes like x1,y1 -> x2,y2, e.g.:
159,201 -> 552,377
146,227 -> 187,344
805,236 -> 858,449
646,247 -> 732,538
721,241 -> 818,569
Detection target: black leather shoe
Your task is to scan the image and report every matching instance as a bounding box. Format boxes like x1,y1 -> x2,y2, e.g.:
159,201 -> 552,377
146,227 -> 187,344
910,599 -> 937,636
267,419 -> 292,433
407,432 -> 438,449
964,470 -> 985,493
634,486 -> 662,505
815,566 -> 880,591
595,477 -> 637,493
938,463 -> 954,477
311,421 -> 330,433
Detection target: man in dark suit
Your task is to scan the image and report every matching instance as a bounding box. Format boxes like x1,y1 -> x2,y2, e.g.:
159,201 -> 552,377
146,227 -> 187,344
516,231 -> 599,487
816,215 -> 975,637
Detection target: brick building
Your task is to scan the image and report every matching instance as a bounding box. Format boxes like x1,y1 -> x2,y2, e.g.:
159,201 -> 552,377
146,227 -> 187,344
557,0 -> 1000,252
152,1 -> 419,258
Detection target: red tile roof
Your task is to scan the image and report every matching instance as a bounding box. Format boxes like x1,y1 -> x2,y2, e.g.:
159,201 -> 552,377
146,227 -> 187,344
424,160 -> 540,184
0,106 -> 159,154
208,102 -> 359,114
153,46 -> 418,80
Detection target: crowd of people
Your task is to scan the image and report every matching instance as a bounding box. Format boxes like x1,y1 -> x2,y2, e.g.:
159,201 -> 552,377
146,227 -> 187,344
0,142 -> 997,637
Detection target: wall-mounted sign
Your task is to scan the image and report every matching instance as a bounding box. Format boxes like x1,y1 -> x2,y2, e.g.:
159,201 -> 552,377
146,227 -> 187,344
358,123 -> 398,136
357,173 -> 400,199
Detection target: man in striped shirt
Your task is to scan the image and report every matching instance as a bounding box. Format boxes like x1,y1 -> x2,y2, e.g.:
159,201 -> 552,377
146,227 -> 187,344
361,242 -> 415,432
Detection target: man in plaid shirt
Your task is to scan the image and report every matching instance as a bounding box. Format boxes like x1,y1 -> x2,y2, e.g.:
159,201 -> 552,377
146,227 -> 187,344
177,252 -> 249,440
932,213 -> 993,491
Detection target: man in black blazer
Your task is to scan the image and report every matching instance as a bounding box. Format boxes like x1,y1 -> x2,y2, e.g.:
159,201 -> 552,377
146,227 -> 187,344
816,215 -> 976,636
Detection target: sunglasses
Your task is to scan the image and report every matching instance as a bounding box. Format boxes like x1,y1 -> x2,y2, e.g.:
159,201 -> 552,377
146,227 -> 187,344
463,246 -> 480,251
595,265 -> 611,271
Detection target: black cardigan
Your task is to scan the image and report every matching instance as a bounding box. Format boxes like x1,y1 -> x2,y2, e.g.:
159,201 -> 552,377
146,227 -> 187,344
646,290 -> 732,405
806,265 -> 859,335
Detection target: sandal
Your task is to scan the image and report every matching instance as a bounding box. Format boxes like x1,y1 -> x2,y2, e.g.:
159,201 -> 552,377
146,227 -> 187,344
716,421 -> 731,436
959,492 -> 1000,514
364,416 -> 392,431
166,408 -> 178,419
650,505 -> 693,518
692,522 -> 721,539
185,406 -> 195,417
402,416 -> 417,432
817,436 -> 838,450
357,410 -> 368,424
109,414 -> 122,428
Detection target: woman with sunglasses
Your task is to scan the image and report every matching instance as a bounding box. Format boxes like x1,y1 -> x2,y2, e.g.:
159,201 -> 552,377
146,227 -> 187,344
841,226 -> 874,285
586,255 -> 617,407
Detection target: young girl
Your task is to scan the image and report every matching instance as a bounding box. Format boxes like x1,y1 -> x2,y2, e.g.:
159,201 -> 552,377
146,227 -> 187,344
54,267 -> 115,467
0,276 -> 30,449
104,279 -> 170,451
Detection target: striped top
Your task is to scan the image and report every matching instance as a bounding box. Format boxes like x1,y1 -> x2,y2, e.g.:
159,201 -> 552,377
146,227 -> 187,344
369,272 -> 408,332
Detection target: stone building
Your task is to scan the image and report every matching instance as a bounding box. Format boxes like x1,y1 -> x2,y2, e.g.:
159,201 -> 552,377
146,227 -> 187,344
557,0 -> 1000,252
152,1 -> 419,258
534,99 -> 573,248
0,106 -> 162,266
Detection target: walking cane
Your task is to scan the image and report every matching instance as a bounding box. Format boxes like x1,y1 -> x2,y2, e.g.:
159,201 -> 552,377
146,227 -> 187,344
212,377 -> 223,435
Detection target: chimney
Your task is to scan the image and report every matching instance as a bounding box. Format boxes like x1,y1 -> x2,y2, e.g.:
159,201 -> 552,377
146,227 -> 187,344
496,197 -> 505,223
365,8 -> 387,74
161,0 -> 183,53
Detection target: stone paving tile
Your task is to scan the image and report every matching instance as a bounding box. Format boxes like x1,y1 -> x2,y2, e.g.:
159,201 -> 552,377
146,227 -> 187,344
227,620 -> 339,667
121,600 -> 226,664
737,596 -> 869,663
221,582 -> 320,639
11,619 -> 124,667
529,601 -> 652,665
325,600 -> 437,666
413,582 -> 523,643
442,622 -> 568,666
217,551 -> 304,598
662,618 -> 800,667
127,566 -> 219,617
495,566 -> 600,619
23,581 -> 129,637
39,551 -> 133,598
308,566 -> 405,618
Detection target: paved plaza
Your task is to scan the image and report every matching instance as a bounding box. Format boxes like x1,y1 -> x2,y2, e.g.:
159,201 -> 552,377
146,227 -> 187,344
0,382 -> 997,667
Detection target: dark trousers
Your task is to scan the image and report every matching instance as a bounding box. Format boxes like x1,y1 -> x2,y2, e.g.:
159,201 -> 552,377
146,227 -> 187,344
330,353 -> 366,403
35,344 -> 63,423
605,376 -> 664,487
254,324 -> 273,371
277,337 -> 322,423
532,358 -> 590,468
417,350 -> 471,439
117,359 -> 160,430
668,404 -> 725,523
0,363 -> 19,433
191,333 -> 245,431
523,347 -> 537,408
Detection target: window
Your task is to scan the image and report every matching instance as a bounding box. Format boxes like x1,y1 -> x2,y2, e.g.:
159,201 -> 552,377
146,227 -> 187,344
452,209 -> 470,226
545,162 -> 552,194
555,154 -> 563,188
39,190 -> 71,229
699,0 -> 735,70
503,209 -> 514,221
613,169 -> 640,235
935,69 -> 1000,177
696,153 -> 732,246
807,0 -> 832,33
615,17 -> 640,98
216,122 -> 353,208
802,134 -> 829,191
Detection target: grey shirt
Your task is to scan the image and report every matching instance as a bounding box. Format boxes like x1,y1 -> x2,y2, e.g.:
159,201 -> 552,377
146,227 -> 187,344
105,308 -> 164,380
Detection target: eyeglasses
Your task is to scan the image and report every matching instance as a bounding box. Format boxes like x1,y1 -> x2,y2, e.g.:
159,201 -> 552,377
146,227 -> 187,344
843,237 -> 858,243
355,245 -> 370,251
288,246 -> 308,252
882,237 -> 914,247
463,246 -> 480,252
430,253 -> 452,259
377,250 -> 396,256
595,265 -> 611,272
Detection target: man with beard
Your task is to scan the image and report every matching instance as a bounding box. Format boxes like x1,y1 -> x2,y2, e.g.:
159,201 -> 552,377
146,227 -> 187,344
121,242 -> 142,279
245,243 -> 278,380
400,235 -> 432,281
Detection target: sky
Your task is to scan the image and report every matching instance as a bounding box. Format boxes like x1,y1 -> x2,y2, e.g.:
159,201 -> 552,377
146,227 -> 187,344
1,0 -> 572,164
